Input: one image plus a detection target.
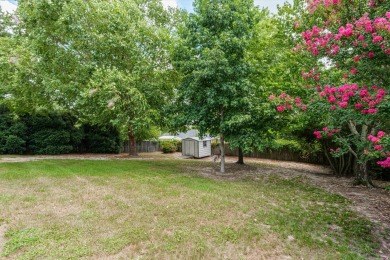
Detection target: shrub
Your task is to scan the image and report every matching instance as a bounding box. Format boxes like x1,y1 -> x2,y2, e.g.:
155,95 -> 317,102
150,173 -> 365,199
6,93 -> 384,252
29,130 -> 73,155
160,141 -> 177,153
83,124 -> 121,153
4,135 -> 26,154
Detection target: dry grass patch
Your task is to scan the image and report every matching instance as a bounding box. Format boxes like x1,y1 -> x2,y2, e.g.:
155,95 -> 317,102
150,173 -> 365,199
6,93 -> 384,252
0,159 -> 381,259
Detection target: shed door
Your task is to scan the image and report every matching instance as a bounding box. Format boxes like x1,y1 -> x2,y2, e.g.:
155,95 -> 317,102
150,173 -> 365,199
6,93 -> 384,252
184,140 -> 194,156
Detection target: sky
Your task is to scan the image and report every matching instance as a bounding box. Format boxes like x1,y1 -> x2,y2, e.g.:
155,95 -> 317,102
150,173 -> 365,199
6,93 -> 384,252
1,0 -> 291,14
167,0 -> 292,13
0,0 -> 16,13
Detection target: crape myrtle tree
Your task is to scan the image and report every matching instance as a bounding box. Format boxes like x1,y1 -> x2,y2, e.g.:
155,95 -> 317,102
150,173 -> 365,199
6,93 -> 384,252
173,0 -> 258,172
271,0 -> 390,186
4,0 -> 177,156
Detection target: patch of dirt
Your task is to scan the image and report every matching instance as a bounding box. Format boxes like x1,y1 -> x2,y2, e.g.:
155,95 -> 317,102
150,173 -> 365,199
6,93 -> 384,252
0,224 -> 8,254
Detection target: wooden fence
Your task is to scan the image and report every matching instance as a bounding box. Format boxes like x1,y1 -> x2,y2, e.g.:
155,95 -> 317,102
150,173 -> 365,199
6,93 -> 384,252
122,141 -> 328,165
212,145 -> 328,165
122,141 -> 160,153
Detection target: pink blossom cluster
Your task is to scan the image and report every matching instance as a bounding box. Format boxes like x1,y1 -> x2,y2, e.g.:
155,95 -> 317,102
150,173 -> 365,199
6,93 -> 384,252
306,0 -> 341,13
317,84 -> 386,114
377,157 -> 390,168
302,69 -> 321,81
368,131 -> 390,168
270,93 -> 308,112
368,131 -> 387,144
301,12 -> 390,57
313,127 -> 341,139
329,147 -> 340,153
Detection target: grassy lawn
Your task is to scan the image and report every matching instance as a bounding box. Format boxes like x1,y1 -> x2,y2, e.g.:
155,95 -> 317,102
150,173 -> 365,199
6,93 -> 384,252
0,159 -> 380,259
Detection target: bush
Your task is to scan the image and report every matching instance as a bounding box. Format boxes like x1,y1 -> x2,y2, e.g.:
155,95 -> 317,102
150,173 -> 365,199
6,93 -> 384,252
29,130 -> 73,155
4,135 -> 26,154
160,141 -> 177,153
83,124 -> 121,153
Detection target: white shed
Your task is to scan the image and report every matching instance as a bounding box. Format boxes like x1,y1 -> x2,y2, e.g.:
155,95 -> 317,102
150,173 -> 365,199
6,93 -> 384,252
182,137 -> 212,158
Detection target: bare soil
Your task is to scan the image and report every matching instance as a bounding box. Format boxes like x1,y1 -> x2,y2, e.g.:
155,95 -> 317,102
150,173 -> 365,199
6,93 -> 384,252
1,152 -> 389,258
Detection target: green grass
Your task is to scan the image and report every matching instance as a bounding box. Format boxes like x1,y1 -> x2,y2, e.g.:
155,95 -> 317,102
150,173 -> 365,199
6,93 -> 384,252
0,159 -> 380,259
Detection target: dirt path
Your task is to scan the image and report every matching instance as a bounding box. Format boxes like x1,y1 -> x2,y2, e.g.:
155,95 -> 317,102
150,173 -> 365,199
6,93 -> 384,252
1,152 -> 389,257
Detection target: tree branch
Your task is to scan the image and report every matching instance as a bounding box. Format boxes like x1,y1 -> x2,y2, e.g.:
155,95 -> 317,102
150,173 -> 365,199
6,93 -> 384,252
348,121 -> 359,136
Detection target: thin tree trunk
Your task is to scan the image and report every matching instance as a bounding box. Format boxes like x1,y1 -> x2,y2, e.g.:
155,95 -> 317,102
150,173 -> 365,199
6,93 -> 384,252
237,147 -> 244,164
353,160 -> 376,187
128,125 -> 138,156
220,136 -> 225,173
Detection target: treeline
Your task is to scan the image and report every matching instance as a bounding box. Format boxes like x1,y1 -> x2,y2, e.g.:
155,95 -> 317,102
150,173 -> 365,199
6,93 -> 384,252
0,106 -> 121,155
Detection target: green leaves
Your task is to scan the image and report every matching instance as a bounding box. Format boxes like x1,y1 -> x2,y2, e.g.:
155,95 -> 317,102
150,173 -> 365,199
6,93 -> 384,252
3,0 -> 178,143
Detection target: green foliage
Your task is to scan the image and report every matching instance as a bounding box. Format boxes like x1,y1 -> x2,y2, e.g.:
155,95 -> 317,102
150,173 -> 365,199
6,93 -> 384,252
0,107 -> 122,155
160,140 -> 179,153
174,0 -> 258,136
83,124 -> 122,154
29,130 -> 73,155
4,135 -> 26,155
20,113 -> 81,155
0,106 -> 27,154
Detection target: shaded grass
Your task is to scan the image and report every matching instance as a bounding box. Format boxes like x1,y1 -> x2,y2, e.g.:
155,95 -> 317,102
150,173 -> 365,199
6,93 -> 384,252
0,159 -> 380,259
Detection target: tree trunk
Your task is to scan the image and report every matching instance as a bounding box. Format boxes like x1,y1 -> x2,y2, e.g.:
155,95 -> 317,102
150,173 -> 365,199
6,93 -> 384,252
237,147 -> 244,164
128,125 -> 138,156
220,136 -> 225,173
352,160 -> 376,187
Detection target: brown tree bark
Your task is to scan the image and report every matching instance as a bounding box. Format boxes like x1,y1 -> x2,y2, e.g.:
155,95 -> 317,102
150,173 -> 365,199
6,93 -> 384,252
236,147 -> 244,164
128,125 -> 138,156
220,136 -> 225,173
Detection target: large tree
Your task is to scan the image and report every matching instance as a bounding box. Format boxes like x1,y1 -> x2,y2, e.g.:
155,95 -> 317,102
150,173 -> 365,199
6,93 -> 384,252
174,0 -> 258,172
3,0 -> 177,155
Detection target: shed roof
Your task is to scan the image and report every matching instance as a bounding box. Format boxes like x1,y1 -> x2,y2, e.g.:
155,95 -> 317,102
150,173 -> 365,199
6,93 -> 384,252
182,137 -> 212,141
158,135 -> 181,140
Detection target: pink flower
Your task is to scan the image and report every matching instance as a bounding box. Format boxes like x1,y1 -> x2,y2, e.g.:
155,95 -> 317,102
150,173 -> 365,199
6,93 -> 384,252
350,68 -> 357,74
355,103 -> 363,110
377,157 -> 390,168
377,131 -> 386,138
323,127 -> 328,132
353,56 -> 360,62
339,101 -> 348,108
313,131 -> 322,139
295,97 -> 301,103
279,93 -> 287,98
328,95 -> 336,103
373,35 -> 383,43
277,106 -> 285,112
367,108 -> 378,114
330,105 -> 337,110
368,135 -> 380,143
374,145 -> 383,151
368,52 -> 374,58
269,95 -> 275,100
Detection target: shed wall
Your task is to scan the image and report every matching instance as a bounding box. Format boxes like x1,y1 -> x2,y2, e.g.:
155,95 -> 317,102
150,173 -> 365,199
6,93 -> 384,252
197,140 -> 211,158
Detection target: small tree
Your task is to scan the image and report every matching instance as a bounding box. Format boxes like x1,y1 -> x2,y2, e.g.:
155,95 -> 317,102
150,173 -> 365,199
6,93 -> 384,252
174,0 -> 258,172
